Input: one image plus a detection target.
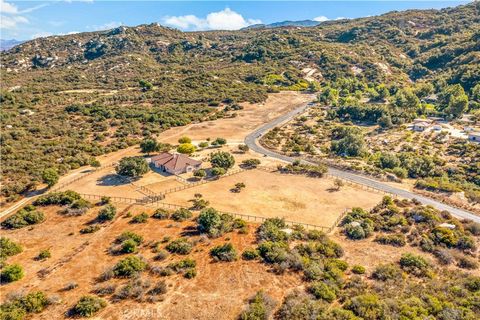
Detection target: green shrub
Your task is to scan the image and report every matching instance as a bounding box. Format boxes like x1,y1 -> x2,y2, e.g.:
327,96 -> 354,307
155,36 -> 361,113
211,167 -> 226,176
399,253 -> 430,276
80,225 -> 100,234
168,258 -> 196,272
456,235 -> 476,251
429,227 -> 458,247
257,218 -> 289,242
178,136 -> 192,144
97,204 -> 116,221
344,294 -> 384,319
36,249 -> 51,261
392,167 -> 408,179
372,264 -> 402,281
152,208 -> 170,220
210,243 -> 238,262
113,256 -> 147,278
257,241 -> 289,264
242,159 -> 261,168
177,143 -> 196,155
0,237 -> 22,258
210,151 -> 235,169
0,291 -> 49,320
18,291 -> 49,313
308,282 -> 337,302
242,249 -> 260,260
239,291 -> 276,320
116,231 -> 143,245
166,238 -> 193,255
1,208 -> 45,229
197,208 -> 235,237
374,234 -> 406,247
211,137 -> 227,146
131,212 -> 149,224
344,222 -> 373,240
184,268 -> 197,279
193,169 -> 207,179
457,256 -> 478,270
351,265 -> 366,274
0,264 -> 24,283
120,239 -> 138,254
71,295 -> 106,317
191,197 -> 209,210
464,276 -> 480,292
166,258 -> 197,278
171,208 -> 192,222
34,190 -> 81,206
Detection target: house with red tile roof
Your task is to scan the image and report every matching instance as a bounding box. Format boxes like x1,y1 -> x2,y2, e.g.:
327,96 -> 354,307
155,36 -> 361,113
150,152 -> 202,175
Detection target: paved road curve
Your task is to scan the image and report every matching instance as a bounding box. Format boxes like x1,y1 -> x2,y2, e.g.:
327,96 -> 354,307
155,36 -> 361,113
245,102 -> 480,223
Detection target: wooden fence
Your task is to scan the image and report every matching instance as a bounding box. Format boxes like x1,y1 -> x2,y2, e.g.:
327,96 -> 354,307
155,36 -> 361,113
50,162 -> 117,192
323,172 -> 396,197
163,166 -> 278,196
77,192 -> 341,232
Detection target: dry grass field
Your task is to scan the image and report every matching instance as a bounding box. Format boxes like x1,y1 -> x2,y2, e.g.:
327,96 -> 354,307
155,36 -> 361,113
157,91 -> 314,144
165,169 -> 384,228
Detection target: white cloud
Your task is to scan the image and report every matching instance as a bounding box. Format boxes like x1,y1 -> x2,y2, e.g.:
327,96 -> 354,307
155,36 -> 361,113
0,0 -> 17,14
0,0 -> 27,30
313,16 -> 329,22
335,17 -> 350,20
164,8 -> 261,31
1,15 -> 28,29
164,15 -> 206,30
89,21 -> 123,31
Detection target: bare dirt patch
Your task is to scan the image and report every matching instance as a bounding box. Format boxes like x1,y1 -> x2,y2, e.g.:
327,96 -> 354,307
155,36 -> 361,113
60,166 -> 143,199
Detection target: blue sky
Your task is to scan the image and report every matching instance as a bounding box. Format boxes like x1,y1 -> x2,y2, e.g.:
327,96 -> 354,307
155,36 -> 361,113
0,1 -> 471,40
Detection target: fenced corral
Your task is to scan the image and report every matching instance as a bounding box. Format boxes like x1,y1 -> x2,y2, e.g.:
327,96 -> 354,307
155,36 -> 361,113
162,167 -> 247,196
163,166 -> 278,196
50,162 -> 117,192
77,193 -> 341,232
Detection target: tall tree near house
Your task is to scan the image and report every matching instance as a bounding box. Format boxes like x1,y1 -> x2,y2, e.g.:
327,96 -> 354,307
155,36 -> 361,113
140,138 -> 160,155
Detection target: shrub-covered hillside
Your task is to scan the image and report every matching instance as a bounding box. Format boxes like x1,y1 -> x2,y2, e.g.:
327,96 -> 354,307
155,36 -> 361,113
0,2 -> 478,197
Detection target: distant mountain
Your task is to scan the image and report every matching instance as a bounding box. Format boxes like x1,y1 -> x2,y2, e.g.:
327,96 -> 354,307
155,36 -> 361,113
242,20 -> 321,30
0,39 -> 24,51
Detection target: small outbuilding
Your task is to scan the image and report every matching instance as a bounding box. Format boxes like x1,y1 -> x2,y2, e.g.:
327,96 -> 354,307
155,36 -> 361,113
468,131 -> 480,143
150,152 -> 202,175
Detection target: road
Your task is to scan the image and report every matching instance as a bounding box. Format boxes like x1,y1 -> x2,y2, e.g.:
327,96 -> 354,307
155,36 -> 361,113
245,102 -> 480,223
0,193 -> 41,219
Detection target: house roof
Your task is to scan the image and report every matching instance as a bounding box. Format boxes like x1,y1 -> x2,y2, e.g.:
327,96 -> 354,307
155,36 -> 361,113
151,152 -> 201,172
